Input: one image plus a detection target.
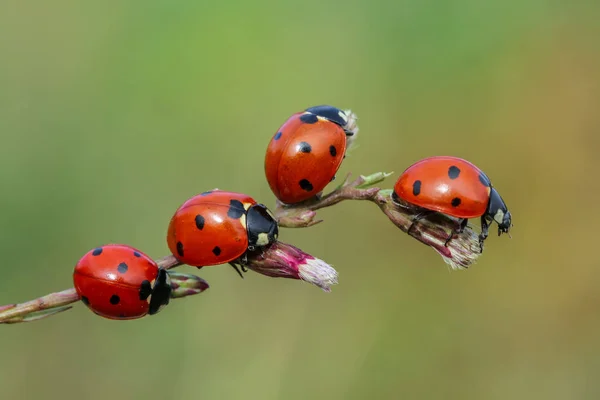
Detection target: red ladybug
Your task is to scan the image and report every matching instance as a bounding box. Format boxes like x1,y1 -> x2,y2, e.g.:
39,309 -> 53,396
73,244 -> 171,320
392,156 -> 512,247
167,190 -> 279,276
264,105 -> 359,204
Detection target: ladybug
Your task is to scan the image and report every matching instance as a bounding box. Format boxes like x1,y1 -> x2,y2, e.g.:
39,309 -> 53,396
73,244 -> 171,320
166,190 -> 279,277
391,156 -> 512,248
264,105 -> 359,204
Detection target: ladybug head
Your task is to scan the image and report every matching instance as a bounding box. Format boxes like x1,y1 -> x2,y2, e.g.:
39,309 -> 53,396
305,105 -> 347,127
304,105 -> 359,146
496,209 -> 512,236
148,268 -> 172,316
246,204 -> 279,250
488,188 -> 512,237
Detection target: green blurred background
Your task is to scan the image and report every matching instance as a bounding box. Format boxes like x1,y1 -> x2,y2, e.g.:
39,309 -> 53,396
1,1 -> 599,399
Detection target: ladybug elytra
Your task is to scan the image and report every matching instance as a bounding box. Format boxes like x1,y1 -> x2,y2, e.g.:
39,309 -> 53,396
264,105 -> 358,204
72,244 -> 171,320
166,190 -> 279,275
391,156 -> 512,248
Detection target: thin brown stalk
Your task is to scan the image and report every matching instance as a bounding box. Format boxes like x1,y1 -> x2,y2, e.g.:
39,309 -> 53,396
273,172 -> 482,270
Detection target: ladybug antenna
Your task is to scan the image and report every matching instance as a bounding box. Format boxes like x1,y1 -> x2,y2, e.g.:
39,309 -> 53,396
228,262 -> 245,279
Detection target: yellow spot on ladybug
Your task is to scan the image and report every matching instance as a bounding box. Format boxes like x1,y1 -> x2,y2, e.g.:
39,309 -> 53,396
486,187 -> 491,196
239,214 -> 247,229
256,233 -> 269,246
493,209 -> 505,225
242,202 -> 253,211
338,110 -> 348,121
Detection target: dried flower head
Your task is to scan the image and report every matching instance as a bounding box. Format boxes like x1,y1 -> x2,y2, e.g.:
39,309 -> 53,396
243,241 -> 339,292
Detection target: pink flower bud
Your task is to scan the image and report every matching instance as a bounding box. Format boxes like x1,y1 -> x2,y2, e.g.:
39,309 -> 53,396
246,241 -> 338,292
168,272 -> 210,298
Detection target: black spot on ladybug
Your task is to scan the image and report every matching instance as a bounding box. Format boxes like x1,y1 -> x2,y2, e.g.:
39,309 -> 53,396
298,142 -> 312,153
139,280 -> 152,301
195,215 -> 205,230
274,131 -> 282,140
451,197 -> 462,207
299,179 -> 313,192
92,248 -> 103,256
227,200 -> 245,219
329,145 -> 337,157
212,246 -> 222,256
478,172 -> 491,187
117,262 -> 128,274
110,295 -> 120,305
412,180 -> 422,196
81,296 -> 89,305
176,241 -> 184,257
200,191 -> 212,196
448,166 -> 461,179
300,113 -> 318,124
133,251 -> 141,258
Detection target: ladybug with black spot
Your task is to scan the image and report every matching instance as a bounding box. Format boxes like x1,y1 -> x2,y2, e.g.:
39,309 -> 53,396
73,244 -> 171,320
264,105 -> 359,204
167,190 -> 279,277
391,156 -> 512,248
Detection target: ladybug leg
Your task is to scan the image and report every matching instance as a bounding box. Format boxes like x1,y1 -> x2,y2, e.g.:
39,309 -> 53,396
479,216 -> 490,253
407,210 -> 434,235
228,263 -> 245,279
457,217 -> 468,233
240,254 -> 249,273
444,218 -> 468,247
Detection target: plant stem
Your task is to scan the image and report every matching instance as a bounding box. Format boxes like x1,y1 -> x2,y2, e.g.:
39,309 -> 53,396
155,255 -> 182,270
272,172 -> 482,270
0,289 -> 78,324
274,172 -> 391,228
0,255 -> 186,324
0,241 -> 337,323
